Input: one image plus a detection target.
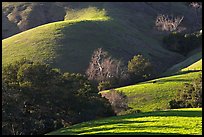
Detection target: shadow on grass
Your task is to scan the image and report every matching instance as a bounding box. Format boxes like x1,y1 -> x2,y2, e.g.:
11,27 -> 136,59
123,110 -> 202,120
54,109 -> 202,135
143,70 -> 201,84
93,131 -> 185,135
59,124 -> 187,135
144,78 -> 191,84
161,70 -> 202,78
59,124 -> 185,135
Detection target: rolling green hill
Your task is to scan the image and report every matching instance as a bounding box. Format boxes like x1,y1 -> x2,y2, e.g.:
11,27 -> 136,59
2,2 -> 202,136
101,55 -> 202,113
47,108 -> 202,135
3,2 -> 196,73
103,71 -> 201,113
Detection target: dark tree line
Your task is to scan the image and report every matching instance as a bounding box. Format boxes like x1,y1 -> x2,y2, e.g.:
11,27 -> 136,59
162,31 -> 202,56
2,59 -> 115,135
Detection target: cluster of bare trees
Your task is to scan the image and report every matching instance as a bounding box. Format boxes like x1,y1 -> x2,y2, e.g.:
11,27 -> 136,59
190,2 -> 202,9
155,14 -> 184,32
86,48 -> 127,83
86,48 -> 155,91
155,2 -> 202,32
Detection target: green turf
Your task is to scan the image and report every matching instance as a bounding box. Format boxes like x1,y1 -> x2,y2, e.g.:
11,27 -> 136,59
47,108 -> 202,135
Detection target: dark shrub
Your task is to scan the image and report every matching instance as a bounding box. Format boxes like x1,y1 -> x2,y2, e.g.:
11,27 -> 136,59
168,74 -> 202,109
128,54 -> 154,83
98,81 -> 112,91
163,31 -> 202,56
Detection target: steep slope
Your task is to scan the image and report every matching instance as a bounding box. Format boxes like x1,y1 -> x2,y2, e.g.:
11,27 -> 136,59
47,108 -> 202,135
3,2 -> 198,73
162,51 -> 202,76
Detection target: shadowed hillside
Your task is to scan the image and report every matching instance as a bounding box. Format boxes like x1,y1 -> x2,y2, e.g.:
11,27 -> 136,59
3,2 -> 201,73
100,52 -> 202,112
2,2 -> 201,38
2,2 -> 202,136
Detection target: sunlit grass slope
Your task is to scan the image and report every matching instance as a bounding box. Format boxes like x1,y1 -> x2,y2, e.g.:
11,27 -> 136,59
108,71 -> 201,112
101,53 -> 202,112
2,8 -> 112,73
64,7 -> 110,21
3,4 -> 186,73
47,108 -> 202,135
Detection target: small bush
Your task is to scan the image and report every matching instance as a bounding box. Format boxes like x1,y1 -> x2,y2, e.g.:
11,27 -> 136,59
98,81 -> 112,91
168,75 -> 202,109
131,109 -> 142,114
128,54 -> 154,83
117,109 -> 141,116
101,89 -> 129,115
153,108 -> 162,111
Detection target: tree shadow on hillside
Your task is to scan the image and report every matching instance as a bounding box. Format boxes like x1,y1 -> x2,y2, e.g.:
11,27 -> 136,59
59,123 -> 185,135
144,70 -> 202,84
93,131 -> 186,135
60,123 -> 188,135
145,78 -> 191,84
124,110 -> 202,119
161,70 -> 202,78
57,109 -> 201,135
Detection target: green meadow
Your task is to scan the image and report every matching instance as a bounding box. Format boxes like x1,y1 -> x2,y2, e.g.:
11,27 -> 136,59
48,108 -> 202,135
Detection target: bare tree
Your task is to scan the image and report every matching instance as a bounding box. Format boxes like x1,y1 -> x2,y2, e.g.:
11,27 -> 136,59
101,89 -> 128,114
86,48 -> 127,82
155,14 -> 184,32
190,2 -> 202,9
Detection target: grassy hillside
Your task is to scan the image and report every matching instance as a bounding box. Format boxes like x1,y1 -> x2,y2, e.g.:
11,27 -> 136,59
47,108 -> 202,135
3,3 -> 191,73
100,53 -> 202,112
104,71 -> 201,112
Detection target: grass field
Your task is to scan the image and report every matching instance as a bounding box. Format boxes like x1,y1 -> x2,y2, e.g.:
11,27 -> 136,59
47,108 -> 202,135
